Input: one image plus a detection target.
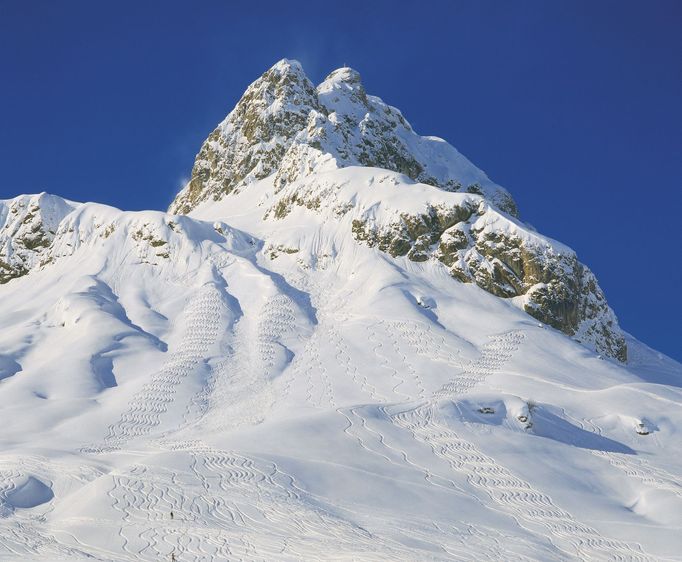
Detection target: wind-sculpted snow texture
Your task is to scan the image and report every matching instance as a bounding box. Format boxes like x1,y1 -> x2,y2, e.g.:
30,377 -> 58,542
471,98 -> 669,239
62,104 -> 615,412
1,61 -> 682,561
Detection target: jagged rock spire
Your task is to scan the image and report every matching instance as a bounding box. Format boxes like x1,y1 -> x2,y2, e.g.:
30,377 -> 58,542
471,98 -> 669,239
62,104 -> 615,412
171,59 -> 320,214
169,59 -> 517,216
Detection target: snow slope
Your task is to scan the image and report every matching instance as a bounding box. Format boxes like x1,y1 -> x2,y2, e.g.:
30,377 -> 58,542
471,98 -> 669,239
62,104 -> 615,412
0,61 -> 681,561
0,184 -> 680,561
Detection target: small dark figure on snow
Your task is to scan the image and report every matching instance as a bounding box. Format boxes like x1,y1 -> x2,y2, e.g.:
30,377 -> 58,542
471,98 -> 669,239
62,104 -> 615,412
170,510 -> 174,520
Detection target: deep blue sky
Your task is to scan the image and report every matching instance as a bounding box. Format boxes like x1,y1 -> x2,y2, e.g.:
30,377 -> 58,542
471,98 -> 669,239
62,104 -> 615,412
1,1 -> 680,361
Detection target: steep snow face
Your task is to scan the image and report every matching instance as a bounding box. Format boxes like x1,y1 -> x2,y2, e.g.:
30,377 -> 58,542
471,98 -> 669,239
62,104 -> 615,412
0,187 -> 681,561
170,59 -> 516,215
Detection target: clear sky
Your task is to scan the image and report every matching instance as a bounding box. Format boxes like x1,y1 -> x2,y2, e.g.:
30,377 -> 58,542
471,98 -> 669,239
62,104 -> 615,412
1,1 -> 680,361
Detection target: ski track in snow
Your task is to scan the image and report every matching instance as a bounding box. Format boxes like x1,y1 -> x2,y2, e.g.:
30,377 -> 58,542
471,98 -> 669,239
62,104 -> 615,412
256,294 -> 296,379
292,330 -> 328,409
389,320 -> 455,367
1,294 -> 671,561
393,405 -> 652,562
99,440 -> 443,561
1,263 -> 676,560
197,292 -> 298,433
367,322 -> 413,402
592,452 -> 682,498
328,321 -> 385,403
561,411 -> 682,500
312,327 -> 336,409
82,285 -> 225,453
384,322 -> 427,400
0,458 -> 105,561
389,330 -> 654,562
432,331 -> 525,398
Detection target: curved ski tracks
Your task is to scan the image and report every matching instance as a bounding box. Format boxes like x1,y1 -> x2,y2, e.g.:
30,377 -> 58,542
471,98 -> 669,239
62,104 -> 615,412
387,329 -> 653,561
82,284 -> 225,452
15,268 -> 665,560
392,404 -> 651,561
104,441 -> 438,561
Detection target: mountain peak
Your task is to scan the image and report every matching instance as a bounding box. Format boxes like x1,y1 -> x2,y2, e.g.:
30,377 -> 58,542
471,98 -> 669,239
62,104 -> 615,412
319,66 -> 363,89
234,57 -> 317,121
317,66 -> 369,117
162,60 -> 633,361
256,58 -> 312,98
170,60 -> 516,216
269,57 -> 304,73
2,49 -> 680,562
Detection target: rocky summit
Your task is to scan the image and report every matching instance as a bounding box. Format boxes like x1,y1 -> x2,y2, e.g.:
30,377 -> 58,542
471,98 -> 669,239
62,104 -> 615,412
0,59 -> 680,561
170,59 -> 516,216
169,59 -> 624,361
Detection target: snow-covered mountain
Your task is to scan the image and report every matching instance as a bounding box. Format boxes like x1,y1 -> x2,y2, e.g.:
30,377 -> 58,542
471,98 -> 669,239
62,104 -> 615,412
0,60 -> 681,561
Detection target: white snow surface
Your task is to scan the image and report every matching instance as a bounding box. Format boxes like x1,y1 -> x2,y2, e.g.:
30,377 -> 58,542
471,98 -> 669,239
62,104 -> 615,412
0,171 -> 681,561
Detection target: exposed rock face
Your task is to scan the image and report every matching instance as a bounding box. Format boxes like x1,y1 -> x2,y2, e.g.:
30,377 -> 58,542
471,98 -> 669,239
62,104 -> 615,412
171,60 -> 320,214
268,169 -> 627,361
0,194 -> 76,284
351,199 -> 627,361
170,60 -> 516,216
172,58 -> 626,360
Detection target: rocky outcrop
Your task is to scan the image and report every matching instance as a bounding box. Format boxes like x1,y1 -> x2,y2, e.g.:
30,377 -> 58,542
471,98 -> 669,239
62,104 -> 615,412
348,193 -> 626,361
171,60 -> 320,214
0,194 -> 76,284
0,59 -> 630,365
264,165 -> 626,361
0,195 -> 234,283
170,60 -> 516,215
